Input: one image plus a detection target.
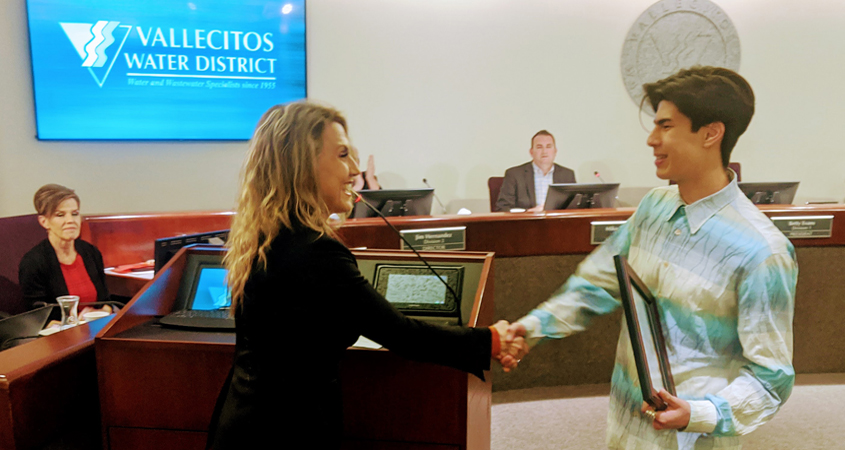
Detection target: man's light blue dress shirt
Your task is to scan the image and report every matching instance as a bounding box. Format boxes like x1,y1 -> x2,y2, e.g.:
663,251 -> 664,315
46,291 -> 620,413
532,162 -> 555,208
517,175 -> 797,450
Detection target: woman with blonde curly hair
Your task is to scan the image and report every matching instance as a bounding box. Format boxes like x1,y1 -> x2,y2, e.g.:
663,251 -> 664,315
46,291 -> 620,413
208,102 -> 520,449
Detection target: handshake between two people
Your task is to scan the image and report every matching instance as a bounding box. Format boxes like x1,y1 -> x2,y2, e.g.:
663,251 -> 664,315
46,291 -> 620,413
490,320 -> 529,372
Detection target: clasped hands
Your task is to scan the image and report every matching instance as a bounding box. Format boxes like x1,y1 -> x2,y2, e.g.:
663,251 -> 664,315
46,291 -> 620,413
490,320 -> 529,372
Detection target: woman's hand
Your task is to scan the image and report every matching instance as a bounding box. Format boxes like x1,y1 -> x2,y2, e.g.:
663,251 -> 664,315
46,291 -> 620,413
364,155 -> 381,190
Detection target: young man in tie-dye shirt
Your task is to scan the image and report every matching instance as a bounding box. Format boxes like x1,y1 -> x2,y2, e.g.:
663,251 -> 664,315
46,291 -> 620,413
503,66 -> 797,450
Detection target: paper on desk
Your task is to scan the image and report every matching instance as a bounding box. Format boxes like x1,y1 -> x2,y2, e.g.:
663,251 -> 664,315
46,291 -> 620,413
352,335 -> 383,349
105,267 -> 155,280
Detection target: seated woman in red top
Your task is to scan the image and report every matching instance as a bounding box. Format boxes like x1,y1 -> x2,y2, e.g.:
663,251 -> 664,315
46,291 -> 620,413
18,184 -> 111,316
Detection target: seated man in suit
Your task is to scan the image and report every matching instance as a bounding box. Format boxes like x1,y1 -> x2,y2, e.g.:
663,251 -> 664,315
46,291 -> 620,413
495,130 -> 576,212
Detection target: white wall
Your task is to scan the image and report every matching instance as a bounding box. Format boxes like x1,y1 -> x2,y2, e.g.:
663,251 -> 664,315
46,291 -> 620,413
2,0 -> 844,217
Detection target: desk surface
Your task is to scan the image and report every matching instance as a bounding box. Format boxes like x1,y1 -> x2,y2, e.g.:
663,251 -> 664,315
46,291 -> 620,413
113,319 -> 235,345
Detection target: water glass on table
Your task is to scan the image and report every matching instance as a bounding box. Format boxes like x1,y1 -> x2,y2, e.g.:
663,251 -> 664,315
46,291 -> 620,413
56,295 -> 80,328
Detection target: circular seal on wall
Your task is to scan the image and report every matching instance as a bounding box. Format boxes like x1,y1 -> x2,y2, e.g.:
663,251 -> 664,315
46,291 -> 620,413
621,0 -> 741,111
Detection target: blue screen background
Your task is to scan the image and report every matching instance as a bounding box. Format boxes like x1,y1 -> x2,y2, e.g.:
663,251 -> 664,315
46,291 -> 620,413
192,267 -> 232,310
27,0 -> 306,140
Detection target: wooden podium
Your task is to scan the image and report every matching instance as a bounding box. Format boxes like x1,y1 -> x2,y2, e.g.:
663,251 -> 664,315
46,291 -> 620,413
96,245 -> 495,450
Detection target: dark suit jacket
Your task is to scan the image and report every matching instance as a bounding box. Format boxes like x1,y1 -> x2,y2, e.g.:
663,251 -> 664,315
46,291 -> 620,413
18,239 -> 110,309
208,226 -> 492,449
495,162 -> 576,211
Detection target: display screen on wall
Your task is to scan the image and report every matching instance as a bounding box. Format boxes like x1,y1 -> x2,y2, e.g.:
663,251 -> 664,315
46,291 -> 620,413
25,0 -> 306,140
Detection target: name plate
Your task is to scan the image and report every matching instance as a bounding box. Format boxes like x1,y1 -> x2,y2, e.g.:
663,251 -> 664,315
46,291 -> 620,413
771,215 -> 834,239
400,226 -> 467,251
591,220 -> 627,245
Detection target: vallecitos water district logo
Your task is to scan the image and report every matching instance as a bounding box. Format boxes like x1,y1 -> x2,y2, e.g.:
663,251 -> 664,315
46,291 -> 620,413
60,21 -> 132,87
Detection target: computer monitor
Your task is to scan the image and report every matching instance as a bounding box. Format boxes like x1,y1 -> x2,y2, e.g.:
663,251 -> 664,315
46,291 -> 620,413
0,305 -> 54,351
154,230 -> 229,273
543,183 -> 620,210
737,182 -> 799,205
173,252 -> 231,311
26,0 -> 306,140
351,188 -> 435,218
372,264 -> 463,321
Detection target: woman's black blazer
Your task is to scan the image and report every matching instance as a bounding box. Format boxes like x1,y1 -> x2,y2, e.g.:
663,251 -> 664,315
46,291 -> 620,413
18,238 -> 110,309
208,227 -> 492,449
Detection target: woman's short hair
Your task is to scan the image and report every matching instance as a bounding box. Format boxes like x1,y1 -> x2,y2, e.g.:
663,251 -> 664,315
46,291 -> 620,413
225,101 -> 347,309
33,184 -> 80,217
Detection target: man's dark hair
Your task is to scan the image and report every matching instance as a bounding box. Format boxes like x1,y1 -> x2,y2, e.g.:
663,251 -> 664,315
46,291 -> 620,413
643,66 -> 754,167
531,130 -> 555,147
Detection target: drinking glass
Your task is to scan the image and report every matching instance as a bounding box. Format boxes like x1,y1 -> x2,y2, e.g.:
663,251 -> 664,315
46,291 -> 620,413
56,295 -> 80,328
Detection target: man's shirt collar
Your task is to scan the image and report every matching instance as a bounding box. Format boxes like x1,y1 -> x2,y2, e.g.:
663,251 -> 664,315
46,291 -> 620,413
667,169 -> 739,234
532,162 -> 555,177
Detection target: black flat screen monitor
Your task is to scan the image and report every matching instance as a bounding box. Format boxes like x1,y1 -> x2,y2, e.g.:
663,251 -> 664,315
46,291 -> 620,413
738,182 -> 799,205
372,264 -> 463,319
352,188 -> 435,218
154,229 -> 229,272
0,305 -> 54,351
173,252 -> 231,311
544,183 -> 620,210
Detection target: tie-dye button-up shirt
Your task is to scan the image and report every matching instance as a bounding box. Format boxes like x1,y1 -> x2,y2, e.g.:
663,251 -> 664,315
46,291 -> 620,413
517,177 -> 797,450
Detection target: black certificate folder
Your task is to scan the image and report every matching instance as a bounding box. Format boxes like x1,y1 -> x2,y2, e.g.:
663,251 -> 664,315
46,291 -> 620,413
613,255 -> 676,410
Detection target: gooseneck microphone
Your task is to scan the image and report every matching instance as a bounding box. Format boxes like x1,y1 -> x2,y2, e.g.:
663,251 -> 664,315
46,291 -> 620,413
422,178 -> 448,214
594,171 -> 605,183
356,194 -> 461,320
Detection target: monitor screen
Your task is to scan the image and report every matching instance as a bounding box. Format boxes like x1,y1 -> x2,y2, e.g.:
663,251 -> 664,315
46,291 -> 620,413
385,274 -> 448,305
173,253 -> 231,311
737,182 -> 799,205
26,0 -> 306,140
0,305 -> 54,351
544,183 -> 620,210
154,229 -> 229,272
351,188 -> 435,218
190,266 -> 231,310
373,264 -> 462,316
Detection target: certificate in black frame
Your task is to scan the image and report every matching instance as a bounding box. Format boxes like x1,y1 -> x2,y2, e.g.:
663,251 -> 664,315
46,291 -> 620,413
614,254 -> 676,410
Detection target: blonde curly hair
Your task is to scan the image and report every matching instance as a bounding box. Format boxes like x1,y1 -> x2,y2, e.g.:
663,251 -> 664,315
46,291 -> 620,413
225,102 -> 347,311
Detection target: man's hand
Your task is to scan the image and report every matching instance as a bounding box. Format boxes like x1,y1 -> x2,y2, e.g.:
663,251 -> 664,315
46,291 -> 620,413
496,322 -> 529,371
527,205 -> 543,213
490,320 -> 528,372
641,389 -> 691,431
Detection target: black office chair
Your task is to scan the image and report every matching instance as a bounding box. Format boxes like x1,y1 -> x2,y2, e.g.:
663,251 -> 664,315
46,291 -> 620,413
488,176 -> 504,212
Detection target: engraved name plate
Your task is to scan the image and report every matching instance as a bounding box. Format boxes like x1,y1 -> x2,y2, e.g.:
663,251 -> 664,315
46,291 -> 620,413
400,226 -> 467,251
771,215 -> 834,239
591,220 -> 628,245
